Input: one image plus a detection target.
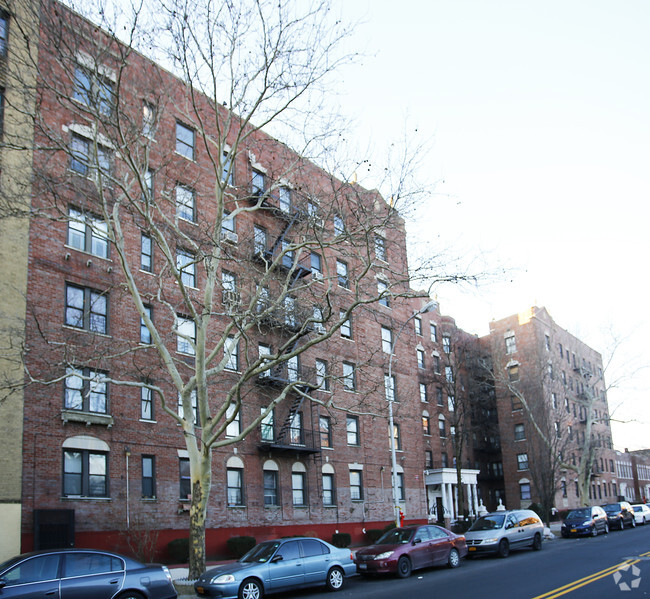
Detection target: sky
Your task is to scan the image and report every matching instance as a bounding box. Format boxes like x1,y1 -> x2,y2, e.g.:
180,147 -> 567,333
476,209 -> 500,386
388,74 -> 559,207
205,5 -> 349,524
333,0 -> 650,451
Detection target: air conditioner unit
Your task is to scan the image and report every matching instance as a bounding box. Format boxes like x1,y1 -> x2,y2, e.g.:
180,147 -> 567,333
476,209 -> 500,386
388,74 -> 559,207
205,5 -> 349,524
221,230 -> 238,244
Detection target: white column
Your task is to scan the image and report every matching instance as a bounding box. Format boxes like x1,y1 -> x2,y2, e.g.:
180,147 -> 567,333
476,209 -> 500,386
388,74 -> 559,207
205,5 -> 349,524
453,485 -> 459,520
472,484 -> 479,516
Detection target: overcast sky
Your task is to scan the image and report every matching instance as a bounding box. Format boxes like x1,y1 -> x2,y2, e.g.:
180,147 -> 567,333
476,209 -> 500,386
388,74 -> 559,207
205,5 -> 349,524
334,0 -> 650,451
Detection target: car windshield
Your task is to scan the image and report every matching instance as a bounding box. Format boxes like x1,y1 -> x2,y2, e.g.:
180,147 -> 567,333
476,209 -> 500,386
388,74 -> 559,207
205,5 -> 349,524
376,528 -> 414,545
602,504 -> 620,513
240,541 -> 281,564
566,508 -> 591,519
469,514 -> 505,531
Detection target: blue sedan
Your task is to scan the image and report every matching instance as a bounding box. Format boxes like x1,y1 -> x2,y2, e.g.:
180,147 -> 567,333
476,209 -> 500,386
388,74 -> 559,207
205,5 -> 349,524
194,537 -> 355,599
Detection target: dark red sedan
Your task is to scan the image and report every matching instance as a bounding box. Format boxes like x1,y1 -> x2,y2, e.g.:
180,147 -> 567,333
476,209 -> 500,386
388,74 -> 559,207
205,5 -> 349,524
353,525 -> 468,578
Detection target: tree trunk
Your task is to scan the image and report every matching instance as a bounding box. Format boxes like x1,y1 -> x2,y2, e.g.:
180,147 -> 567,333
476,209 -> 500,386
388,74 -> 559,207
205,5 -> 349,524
188,450 -> 212,580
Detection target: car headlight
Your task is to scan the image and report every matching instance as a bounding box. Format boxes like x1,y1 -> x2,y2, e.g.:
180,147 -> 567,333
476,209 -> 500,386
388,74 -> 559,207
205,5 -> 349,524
482,538 -> 498,543
582,521 -> 592,526
374,551 -> 394,560
211,574 -> 236,584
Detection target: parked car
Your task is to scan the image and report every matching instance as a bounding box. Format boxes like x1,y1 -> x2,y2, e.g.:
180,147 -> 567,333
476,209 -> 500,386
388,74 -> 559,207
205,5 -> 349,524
194,537 -> 355,598
464,509 -> 544,558
632,504 -> 650,525
601,501 -> 636,530
0,548 -> 177,599
561,506 -> 609,537
353,524 -> 467,578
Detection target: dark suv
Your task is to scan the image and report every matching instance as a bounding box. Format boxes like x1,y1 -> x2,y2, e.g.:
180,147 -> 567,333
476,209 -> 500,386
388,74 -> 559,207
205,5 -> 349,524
601,501 -> 636,530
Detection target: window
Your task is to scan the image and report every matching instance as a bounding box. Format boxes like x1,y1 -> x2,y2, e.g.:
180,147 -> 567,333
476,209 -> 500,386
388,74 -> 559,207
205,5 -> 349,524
433,355 -> 440,373
505,334 -> 516,354
375,234 -> 387,261
312,307 -> 325,333
260,408 -> 274,441
337,260 -> 349,289
310,252 -> 323,279
514,423 -> 525,441
377,279 -> 389,307
436,387 -> 443,406
140,385 -> 154,420
511,395 -> 522,411
178,390 -> 199,425
315,359 -> 329,391
0,87 -> 4,138
422,413 -> 431,435
442,335 -> 451,354
176,122 -> 195,159
292,470 -> 306,506
384,374 -> 396,402
381,326 -> 393,354
177,249 -> 196,287
414,316 -> 422,336
258,343 -> 272,377
346,416 -> 360,445
65,367 -> 108,413
334,214 -> 345,236
140,304 -> 152,343
545,334 -> 551,351
430,323 -> 438,342
175,316 -> 196,355
253,225 -> 267,254
63,449 -> 108,497
222,271 -> 238,310
419,383 -> 428,403
227,468 -> 244,506
508,364 -> 519,382
416,348 -> 425,369
67,207 -> 108,258
441,452 -> 449,468
438,415 -> 446,437
320,416 -> 332,448
221,212 -> 236,239
559,343 -> 563,358
0,12 -> 7,56
278,186 -> 291,212
517,453 -> 529,470
176,184 -> 195,222
520,482 -> 531,501
447,394 -> 455,411
251,169 -> 265,196
322,472 -> 335,506
225,336 -> 238,371
73,65 -> 113,115
225,404 -> 241,438
425,450 -> 433,469
349,469 -> 363,500
564,397 -> 570,413
289,411 -> 302,444
142,101 -> 156,137
72,133 -> 111,179
552,392 -> 558,410
221,151 -> 233,185
342,362 -> 356,391
263,467 -> 278,506
140,233 -> 153,272
142,455 -> 155,498
179,458 -> 191,499
340,311 -> 352,338
65,284 -> 108,334
445,365 -> 453,383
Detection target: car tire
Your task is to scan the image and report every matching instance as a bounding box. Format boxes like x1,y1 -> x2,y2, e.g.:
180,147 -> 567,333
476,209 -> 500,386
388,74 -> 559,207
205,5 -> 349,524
631,518 -> 636,528
619,519 -> 625,531
239,578 -> 263,599
497,539 -> 510,558
325,567 -> 344,591
447,548 -> 460,568
604,523 -> 609,535
396,556 -> 412,578
591,525 -> 598,537
117,593 -> 144,599
532,533 -> 542,550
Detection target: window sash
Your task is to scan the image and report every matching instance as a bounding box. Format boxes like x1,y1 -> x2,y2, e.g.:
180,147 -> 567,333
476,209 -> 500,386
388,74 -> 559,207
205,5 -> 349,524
63,450 -> 107,497
141,234 -> 153,271
176,122 -> 195,159
346,416 -> 359,445
322,473 -> 335,505
140,386 -> 153,420
263,471 -> 278,505
65,367 -> 107,414
349,471 -> 362,500
142,456 -> 155,498
176,185 -> 195,221
227,468 -> 244,505
292,473 -> 305,506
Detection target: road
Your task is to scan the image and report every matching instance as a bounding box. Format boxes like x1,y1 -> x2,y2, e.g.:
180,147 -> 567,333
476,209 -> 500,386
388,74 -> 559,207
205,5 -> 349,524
277,525 -> 650,599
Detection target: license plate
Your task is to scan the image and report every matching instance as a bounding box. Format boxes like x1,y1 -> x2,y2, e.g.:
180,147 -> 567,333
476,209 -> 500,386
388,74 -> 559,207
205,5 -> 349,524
468,546 -> 476,552
570,529 -> 577,533
358,564 -> 367,570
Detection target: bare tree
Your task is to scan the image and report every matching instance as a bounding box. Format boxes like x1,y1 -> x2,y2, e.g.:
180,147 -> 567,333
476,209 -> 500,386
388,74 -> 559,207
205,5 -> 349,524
0,0 -> 462,578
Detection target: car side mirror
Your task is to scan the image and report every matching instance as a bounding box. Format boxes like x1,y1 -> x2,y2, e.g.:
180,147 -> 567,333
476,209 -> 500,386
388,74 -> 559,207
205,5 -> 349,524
505,522 -> 514,530
413,538 -> 421,545
271,555 -> 284,563
0,579 -> 6,589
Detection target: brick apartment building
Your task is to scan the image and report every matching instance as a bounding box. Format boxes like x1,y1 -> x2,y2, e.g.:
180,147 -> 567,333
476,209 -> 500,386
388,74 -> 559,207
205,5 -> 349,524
0,0 -> 632,564
615,450 -> 650,503
0,0 -> 482,561
482,307 -> 618,511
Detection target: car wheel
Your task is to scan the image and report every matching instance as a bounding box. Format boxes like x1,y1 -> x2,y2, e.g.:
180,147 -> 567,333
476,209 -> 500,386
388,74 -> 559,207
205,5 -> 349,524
117,593 -> 144,599
619,519 -> 625,531
591,525 -> 598,537
604,523 -> 609,535
497,539 -> 510,558
326,567 -> 344,591
447,548 -> 460,568
631,518 -> 636,528
239,578 -> 263,599
396,556 -> 412,578
532,533 -> 542,550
